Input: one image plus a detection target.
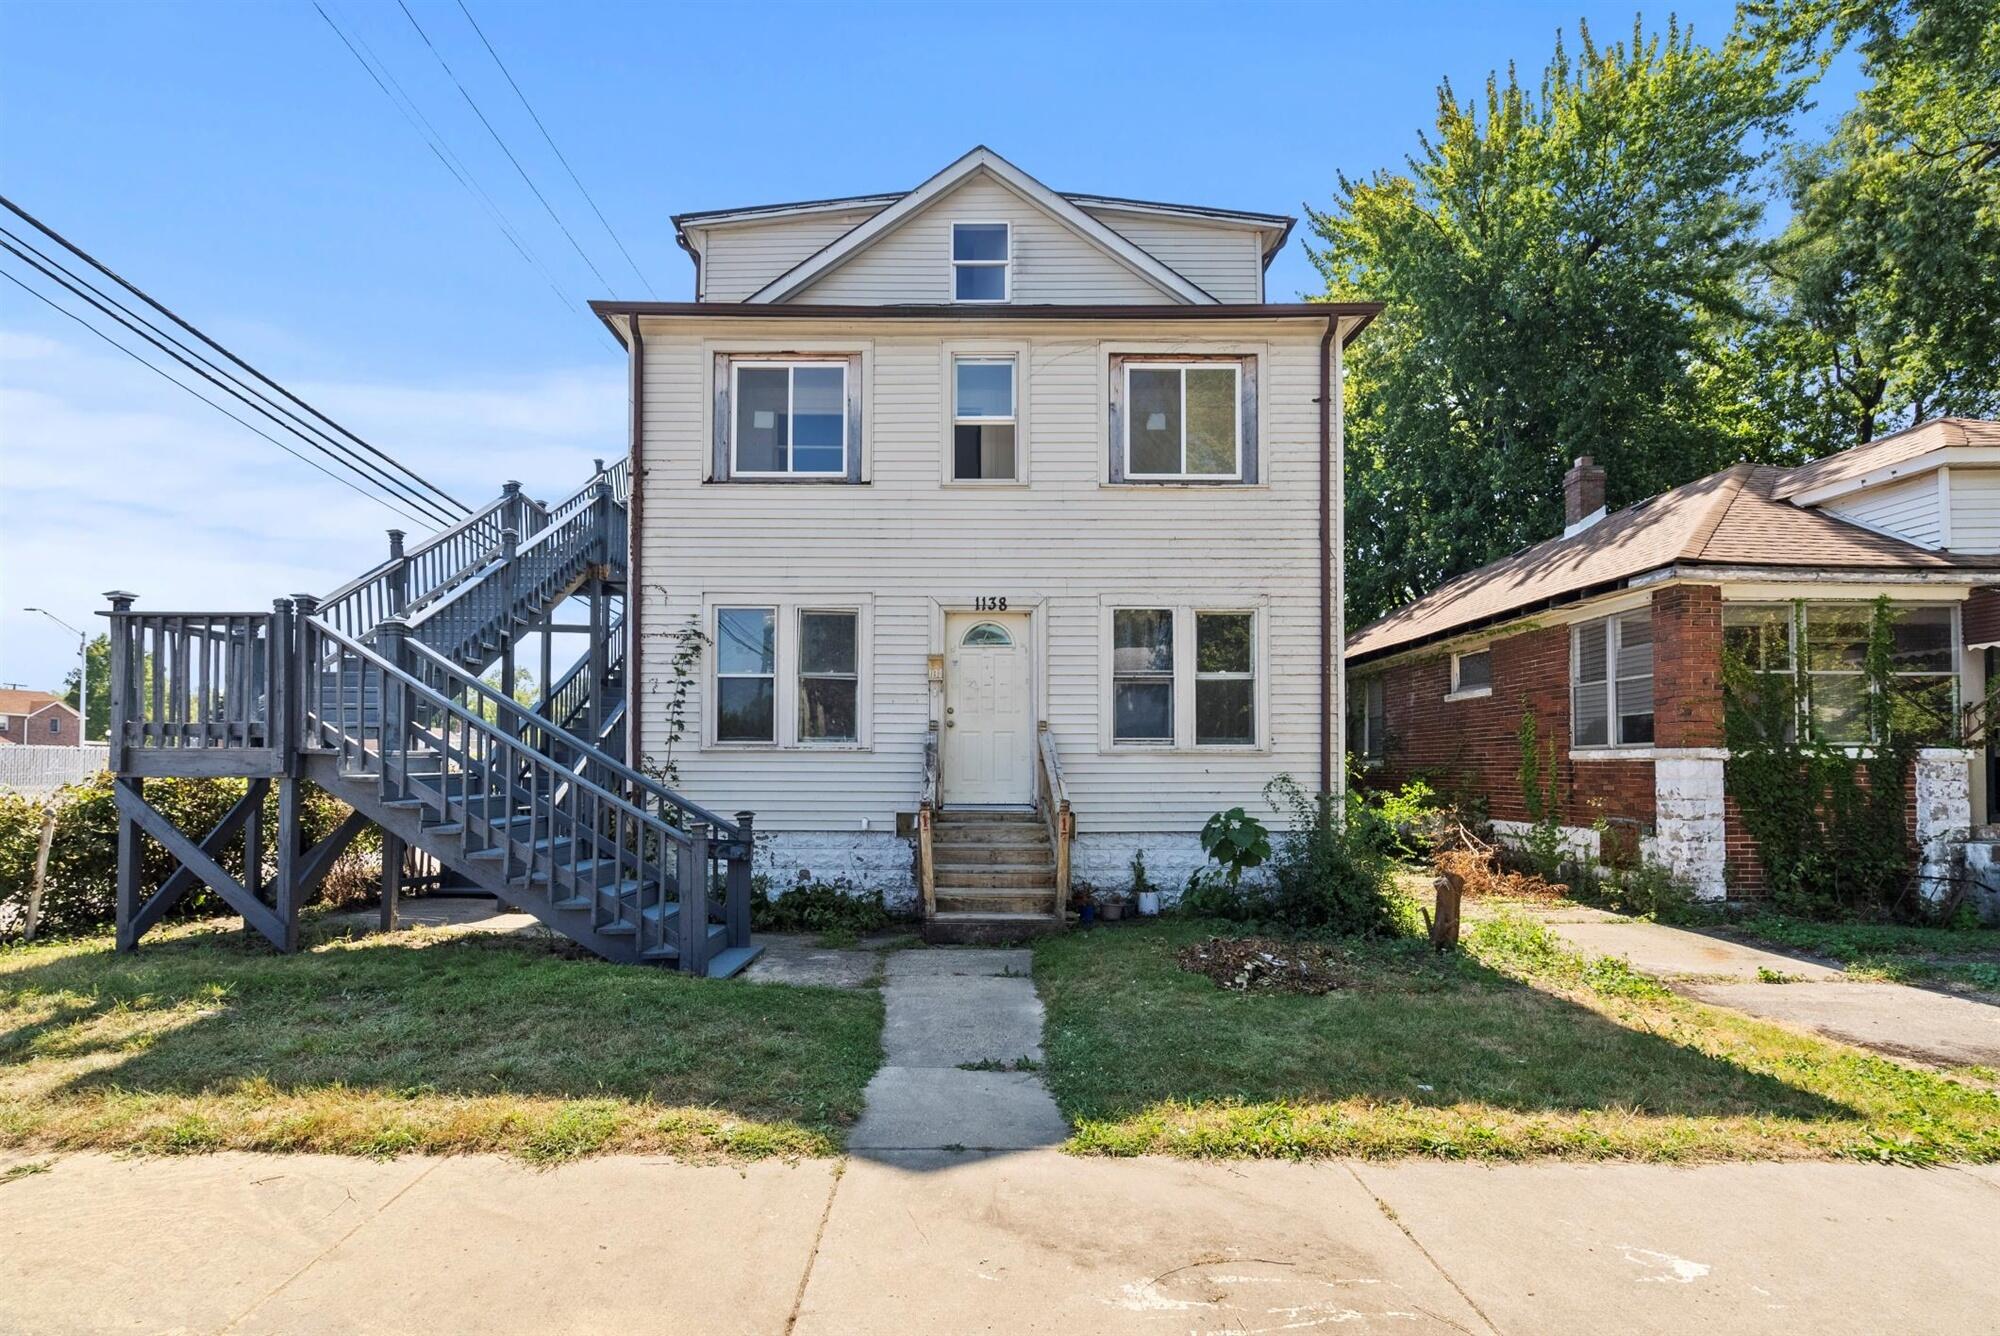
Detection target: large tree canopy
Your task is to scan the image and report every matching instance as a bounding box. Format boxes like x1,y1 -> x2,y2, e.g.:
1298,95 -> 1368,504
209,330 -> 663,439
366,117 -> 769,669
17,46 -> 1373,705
1313,18 -> 1804,627
1749,0 -> 2000,448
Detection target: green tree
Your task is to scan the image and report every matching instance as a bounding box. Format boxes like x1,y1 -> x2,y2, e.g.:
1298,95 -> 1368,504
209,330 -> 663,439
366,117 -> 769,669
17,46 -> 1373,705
1748,0 -> 2000,449
61,634 -> 113,742
1312,18 -> 1805,627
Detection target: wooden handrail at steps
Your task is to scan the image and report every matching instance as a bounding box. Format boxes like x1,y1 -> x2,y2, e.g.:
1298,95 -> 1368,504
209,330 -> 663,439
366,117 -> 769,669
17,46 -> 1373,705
1037,722 -> 1072,921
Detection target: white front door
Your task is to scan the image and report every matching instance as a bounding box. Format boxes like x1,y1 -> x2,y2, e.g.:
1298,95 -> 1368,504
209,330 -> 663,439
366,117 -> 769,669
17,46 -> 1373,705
942,611 -> 1034,806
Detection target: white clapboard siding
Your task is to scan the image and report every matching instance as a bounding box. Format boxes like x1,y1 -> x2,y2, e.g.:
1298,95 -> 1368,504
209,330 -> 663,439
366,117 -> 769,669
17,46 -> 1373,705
792,176 -> 1173,305
634,315 -> 1338,834
1083,209 -> 1266,302
1948,469 -> 2000,553
693,209 -> 883,303
1823,472 -> 1944,549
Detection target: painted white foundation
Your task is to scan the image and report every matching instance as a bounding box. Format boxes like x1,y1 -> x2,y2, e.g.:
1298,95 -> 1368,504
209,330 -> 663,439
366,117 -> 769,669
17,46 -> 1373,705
754,831 -> 918,909
1914,748 -> 1975,905
1070,832 -> 1212,900
1653,749 -> 1728,901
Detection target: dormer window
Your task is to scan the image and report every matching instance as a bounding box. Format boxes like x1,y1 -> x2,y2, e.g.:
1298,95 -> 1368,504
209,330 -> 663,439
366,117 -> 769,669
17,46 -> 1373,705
952,223 -> 1010,302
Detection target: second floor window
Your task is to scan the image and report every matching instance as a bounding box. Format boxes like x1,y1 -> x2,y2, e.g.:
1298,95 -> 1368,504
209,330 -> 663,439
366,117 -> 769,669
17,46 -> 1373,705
733,362 -> 847,478
952,222 -> 1010,301
951,356 -> 1018,481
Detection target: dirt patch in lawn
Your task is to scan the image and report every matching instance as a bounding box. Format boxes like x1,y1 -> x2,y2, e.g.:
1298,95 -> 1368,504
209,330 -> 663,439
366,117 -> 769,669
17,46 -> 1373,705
1176,936 -> 1366,995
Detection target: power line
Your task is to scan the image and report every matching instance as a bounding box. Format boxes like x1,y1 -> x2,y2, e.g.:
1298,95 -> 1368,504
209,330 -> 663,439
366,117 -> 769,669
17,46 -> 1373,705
310,0 -> 584,326
0,192 -> 470,522
393,0 -> 616,295
0,268 -> 433,528
0,228 -> 463,528
454,0 -> 657,296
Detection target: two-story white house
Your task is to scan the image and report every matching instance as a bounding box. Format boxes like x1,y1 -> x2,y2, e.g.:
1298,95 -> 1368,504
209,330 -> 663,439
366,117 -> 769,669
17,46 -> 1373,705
592,147 -> 1377,938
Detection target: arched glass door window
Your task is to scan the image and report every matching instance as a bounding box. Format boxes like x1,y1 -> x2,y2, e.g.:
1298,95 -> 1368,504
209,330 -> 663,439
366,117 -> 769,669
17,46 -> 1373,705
961,622 -> 1013,647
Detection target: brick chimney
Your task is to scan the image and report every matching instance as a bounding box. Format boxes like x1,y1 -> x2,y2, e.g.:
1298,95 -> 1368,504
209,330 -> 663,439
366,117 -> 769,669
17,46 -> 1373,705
1564,455 -> 1607,533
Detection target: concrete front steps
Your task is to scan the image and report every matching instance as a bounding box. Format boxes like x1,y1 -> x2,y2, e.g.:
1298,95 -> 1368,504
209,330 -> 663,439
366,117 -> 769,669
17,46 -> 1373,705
927,809 -> 1064,944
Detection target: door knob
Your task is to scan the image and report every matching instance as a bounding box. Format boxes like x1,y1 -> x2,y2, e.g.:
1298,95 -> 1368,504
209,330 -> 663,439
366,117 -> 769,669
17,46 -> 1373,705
945,720 -> 955,728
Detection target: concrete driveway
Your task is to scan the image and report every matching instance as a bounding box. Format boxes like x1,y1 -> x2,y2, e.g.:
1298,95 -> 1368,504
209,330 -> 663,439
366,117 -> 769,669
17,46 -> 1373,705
3,1150 -> 1997,1334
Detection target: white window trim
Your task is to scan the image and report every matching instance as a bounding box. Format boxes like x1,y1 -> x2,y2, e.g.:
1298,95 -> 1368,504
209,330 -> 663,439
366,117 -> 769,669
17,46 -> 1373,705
1098,598 -> 1269,753
1351,676 -> 1386,766
729,359 -> 849,479
940,344 -> 1030,486
1728,600 -> 1962,745
712,605 -> 777,747
1571,610 -> 1654,750
1447,648 -> 1493,700
1122,361 -> 1244,482
795,607 -> 865,749
949,220 -> 1011,304
703,594 -> 875,751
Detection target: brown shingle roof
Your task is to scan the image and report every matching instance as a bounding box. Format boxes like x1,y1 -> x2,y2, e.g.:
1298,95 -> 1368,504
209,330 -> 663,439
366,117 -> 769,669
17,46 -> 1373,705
0,689 -> 69,716
1348,457 -> 2000,663
1772,417 -> 2000,499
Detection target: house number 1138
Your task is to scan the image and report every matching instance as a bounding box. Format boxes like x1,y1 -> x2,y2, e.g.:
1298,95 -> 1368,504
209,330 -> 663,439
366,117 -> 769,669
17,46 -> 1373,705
975,596 -> 1008,611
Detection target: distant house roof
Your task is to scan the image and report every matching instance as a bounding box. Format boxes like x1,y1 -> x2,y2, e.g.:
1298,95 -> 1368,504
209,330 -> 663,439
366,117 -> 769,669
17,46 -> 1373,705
1347,449 -> 2000,664
0,688 -> 73,717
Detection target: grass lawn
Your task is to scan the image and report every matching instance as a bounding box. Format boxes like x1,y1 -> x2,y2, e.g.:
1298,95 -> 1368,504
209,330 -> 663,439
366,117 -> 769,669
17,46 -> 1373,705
0,914 -> 882,1162
1035,915 -> 2000,1163
1710,914 -> 2000,994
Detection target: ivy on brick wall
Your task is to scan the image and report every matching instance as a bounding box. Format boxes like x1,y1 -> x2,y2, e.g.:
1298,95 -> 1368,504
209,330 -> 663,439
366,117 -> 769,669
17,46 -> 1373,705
1722,596 -> 1924,919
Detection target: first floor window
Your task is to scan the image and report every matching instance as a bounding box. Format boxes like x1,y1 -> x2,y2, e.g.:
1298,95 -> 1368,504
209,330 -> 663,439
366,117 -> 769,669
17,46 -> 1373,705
1573,609 -> 1654,747
715,607 -> 776,742
732,362 -> 846,477
799,610 -> 859,743
1112,609 -> 1174,742
49,717 -> 60,734
951,356 -> 1018,480
1729,601 -> 1957,745
1348,676 -> 1385,760
1125,362 -> 1241,479
1195,613 -> 1255,745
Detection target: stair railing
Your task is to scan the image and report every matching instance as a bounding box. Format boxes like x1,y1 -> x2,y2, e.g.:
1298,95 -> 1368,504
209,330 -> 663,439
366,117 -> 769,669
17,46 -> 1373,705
299,615 -> 749,971
403,482 -> 614,668
918,724 -> 940,922
540,613 -> 623,736
1037,722 -> 1073,921
317,483 -> 544,640
100,594 -> 281,774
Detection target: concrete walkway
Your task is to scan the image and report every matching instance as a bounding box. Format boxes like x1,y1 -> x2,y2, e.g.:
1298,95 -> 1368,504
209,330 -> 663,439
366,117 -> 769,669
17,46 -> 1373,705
848,947 -> 1069,1153
1523,909 -> 2000,1068
5,1150 -> 1997,1334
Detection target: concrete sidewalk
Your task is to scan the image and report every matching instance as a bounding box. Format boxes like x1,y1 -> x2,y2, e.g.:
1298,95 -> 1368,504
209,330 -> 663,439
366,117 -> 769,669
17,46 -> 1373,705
3,1150 -> 1997,1334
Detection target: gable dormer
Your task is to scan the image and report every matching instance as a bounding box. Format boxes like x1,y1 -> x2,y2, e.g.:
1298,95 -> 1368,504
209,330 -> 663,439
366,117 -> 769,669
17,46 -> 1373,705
1778,418 -> 2000,554
671,147 -> 1292,307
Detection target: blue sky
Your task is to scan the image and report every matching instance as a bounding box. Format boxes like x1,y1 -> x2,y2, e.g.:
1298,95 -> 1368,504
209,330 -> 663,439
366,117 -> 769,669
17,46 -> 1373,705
0,0 -> 1857,688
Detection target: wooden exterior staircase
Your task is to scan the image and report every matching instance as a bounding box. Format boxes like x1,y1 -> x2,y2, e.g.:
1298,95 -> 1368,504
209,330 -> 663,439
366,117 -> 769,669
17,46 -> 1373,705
918,722 -> 1073,944
99,460 -> 761,976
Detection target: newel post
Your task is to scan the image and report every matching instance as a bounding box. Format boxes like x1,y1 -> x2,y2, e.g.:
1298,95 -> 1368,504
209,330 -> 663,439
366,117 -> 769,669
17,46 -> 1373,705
386,529 -> 409,615
498,528 -> 520,728
101,590 -> 138,773
727,811 -> 755,948
377,616 -> 410,800
680,819 -> 712,974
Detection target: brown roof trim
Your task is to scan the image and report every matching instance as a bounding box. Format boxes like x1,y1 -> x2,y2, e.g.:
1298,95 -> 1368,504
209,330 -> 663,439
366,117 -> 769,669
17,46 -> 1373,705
594,300 -> 1381,345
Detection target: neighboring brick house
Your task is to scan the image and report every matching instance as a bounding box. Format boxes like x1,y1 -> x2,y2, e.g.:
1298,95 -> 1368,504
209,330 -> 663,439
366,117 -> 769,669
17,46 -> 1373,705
0,688 -> 82,746
1346,418 -> 2000,902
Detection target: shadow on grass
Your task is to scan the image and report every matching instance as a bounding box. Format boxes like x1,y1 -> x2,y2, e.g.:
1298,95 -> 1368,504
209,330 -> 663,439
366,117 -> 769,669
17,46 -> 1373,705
1034,919 -> 1855,1126
0,917 -> 883,1135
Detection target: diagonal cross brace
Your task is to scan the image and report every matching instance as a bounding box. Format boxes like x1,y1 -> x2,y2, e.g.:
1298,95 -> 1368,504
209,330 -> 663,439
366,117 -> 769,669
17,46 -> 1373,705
130,780 -> 270,939
115,781 -> 288,948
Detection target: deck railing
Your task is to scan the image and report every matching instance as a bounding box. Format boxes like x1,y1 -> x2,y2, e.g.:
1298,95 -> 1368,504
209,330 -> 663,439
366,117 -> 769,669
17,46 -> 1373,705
100,595 -> 285,776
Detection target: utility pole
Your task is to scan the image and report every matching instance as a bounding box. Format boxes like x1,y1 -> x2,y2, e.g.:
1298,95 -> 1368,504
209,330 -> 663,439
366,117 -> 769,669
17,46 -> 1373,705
23,607 -> 88,742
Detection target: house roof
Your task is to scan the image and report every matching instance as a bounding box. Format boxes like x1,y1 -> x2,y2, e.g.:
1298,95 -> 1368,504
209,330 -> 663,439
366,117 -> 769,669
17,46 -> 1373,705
590,300 -> 1381,344
672,172 -> 1298,273
743,147 -> 1217,305
1772,417 -> 2000,500
0,688 -> 73,716
1347,459 -> 2000,664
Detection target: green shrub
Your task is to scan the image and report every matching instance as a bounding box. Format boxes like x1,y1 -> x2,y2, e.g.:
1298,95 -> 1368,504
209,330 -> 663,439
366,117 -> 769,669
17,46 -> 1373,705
1566,858 -> 1698,922
1173,777 -> 1394,938
1198,807 -> 1271,884
749,871 -> 893,934
1,773 -> 362,940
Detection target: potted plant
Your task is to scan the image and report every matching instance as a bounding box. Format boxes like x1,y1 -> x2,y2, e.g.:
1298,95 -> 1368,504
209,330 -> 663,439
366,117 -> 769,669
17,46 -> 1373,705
1130,848 -> 1161,917
1071,881 -> 1097,925
1098,890 -> 1129,921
